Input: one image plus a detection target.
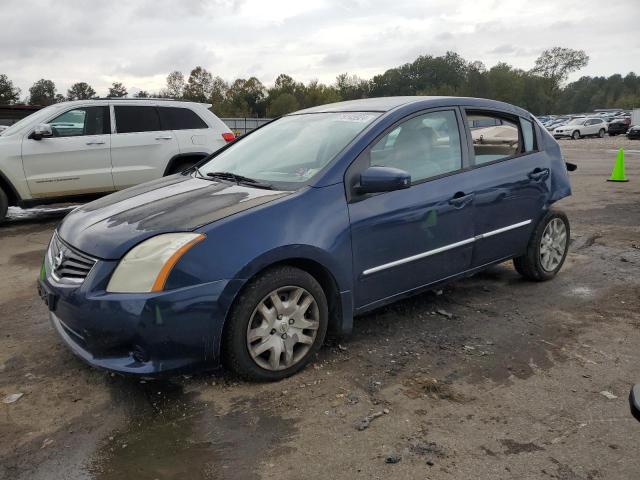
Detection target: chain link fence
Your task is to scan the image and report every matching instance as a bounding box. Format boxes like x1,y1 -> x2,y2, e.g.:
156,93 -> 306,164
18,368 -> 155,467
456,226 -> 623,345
221,117 -> 273,136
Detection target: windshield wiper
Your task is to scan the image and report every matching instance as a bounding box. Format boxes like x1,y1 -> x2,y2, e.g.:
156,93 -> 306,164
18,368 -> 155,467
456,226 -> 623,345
206,171 -> 273,189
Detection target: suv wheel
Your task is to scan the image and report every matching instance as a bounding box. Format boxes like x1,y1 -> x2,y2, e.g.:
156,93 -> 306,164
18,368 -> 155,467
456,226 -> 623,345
0,186 -> 8,223
598,128 -> 605,138
572,130 -> 581,140
514,210 -> 570,281
223,266 -> 328,381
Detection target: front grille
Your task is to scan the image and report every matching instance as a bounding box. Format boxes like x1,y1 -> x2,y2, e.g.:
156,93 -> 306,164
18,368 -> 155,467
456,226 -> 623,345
48,233 -> 97,284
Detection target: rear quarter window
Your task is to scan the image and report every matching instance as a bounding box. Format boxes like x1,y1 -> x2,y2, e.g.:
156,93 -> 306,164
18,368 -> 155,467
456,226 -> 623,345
158,107 -> 208,130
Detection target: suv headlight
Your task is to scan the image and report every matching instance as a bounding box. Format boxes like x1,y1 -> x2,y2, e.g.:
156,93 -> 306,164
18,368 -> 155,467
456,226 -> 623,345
106,233 -> 205,293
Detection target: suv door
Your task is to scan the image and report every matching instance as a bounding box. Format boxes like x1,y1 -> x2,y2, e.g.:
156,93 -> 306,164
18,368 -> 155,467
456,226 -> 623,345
463,110 -> 550,267
110,105 -> 179,189
21,105 -> 113,198
348,109 -> 474,309
157,106 -> 216,155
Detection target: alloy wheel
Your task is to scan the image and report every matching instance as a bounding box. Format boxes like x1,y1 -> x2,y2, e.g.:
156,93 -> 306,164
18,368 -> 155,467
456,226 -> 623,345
539,218 -> 567,272
246,286 -> 320,371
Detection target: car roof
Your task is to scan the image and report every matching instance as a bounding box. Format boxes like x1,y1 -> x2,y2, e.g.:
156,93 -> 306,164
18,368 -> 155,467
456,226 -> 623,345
58,99 -> 211,109
292,96 -> 532,117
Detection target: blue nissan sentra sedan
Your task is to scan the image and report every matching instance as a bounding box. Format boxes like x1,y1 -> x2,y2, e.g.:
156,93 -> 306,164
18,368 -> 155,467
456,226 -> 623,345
38,96 -> 572,381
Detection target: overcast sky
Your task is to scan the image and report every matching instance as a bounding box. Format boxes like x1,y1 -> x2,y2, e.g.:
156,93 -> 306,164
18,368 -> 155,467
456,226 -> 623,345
1,0 -> 639,98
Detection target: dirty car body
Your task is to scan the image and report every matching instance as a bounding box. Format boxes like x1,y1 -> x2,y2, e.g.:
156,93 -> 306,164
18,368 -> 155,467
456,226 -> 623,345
38,96 -> 572,376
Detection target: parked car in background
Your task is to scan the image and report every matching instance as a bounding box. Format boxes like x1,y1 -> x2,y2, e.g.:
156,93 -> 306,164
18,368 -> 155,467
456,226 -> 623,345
546,117 -> 570,131
628,125 -> 640,140
608,116 -> 632,136
553,117 -> 607,139
37,96 -> 573,380
0,99 -> 235,222
0,125 -> 8,135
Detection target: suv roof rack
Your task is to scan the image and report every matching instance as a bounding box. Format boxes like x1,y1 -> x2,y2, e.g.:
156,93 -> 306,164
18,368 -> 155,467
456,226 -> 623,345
91,97 -> 184,101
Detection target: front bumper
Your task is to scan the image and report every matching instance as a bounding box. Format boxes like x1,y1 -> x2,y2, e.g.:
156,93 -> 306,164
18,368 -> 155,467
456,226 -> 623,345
553,131 -> 573,138
628,130 -> 640,139
38,271 -> 233,375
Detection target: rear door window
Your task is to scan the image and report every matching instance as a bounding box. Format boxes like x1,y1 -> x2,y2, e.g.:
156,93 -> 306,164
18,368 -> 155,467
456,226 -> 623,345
158,107 -> 208,130
466,111 -> 521,165
114,106 -> 161,133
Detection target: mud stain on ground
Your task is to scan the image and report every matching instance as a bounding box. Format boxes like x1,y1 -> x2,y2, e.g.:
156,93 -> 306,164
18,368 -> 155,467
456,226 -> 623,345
9,249 -> 46,268
500,439 -> 545,455
89,379 -> 297,480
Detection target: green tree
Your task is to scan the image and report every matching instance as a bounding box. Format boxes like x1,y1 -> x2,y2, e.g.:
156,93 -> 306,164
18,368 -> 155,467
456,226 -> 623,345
165,71 -> 185,98
0,74 -> 21,104
29,79 -> 57,106
268,93 -> 300,116
531,47 -> 589,106
108,82 -> 128,97
532,47 -> 590,85
302,80 -> 340,108
134,90 -> 150,98
183,66 -> 213,103
67,82 -> 96,100
226,77 -> 266,116
336,73 -> 370,99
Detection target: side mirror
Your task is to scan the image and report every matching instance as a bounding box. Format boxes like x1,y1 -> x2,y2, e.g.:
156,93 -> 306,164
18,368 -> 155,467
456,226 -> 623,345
357,166 -> 411,194
31,124 -> 53,140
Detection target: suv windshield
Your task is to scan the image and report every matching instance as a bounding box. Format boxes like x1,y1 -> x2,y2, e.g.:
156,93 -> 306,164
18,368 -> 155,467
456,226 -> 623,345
198,112 -> 380,189
567,118 -> 586,125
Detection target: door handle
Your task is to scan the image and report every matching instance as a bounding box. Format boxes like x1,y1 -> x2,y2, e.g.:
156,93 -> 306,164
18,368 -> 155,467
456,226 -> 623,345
155,135 -> 173,140
449,191 -> 474,208
85,140 -> 105,145
528,168 -> 550,181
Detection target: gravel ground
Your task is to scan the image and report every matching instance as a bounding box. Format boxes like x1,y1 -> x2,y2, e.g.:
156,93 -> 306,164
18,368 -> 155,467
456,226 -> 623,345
1,137 -> 639,479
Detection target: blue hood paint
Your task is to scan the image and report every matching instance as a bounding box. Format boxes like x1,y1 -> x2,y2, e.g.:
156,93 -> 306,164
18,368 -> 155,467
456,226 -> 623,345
57,174 -> 290,259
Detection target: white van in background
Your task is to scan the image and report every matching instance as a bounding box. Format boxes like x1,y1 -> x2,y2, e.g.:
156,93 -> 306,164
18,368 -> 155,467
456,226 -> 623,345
0,99 -> 235,222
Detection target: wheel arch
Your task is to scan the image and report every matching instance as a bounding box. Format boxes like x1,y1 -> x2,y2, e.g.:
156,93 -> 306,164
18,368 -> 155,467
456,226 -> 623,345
216,253 -> 353,362
0,170 -> 21,207
163,152 -> 209,176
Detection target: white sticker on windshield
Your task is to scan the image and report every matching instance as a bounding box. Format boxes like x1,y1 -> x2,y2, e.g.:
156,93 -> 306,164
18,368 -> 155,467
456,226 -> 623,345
336,113 -> 378,123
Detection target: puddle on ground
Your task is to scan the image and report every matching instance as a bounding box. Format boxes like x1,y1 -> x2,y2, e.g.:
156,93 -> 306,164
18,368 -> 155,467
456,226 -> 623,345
568,286 -> 594,298
89,378 -> 296,480
2,206 -> 76,226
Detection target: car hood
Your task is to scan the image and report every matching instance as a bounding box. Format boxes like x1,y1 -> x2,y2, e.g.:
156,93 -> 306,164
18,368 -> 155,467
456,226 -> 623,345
58,174 -> 291,259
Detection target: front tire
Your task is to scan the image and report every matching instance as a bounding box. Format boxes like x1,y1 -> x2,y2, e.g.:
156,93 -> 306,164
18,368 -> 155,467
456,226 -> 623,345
514,210 -> 570,281
222,266 -> 328,381
0,187 -> 8,223
572,130 -> 581,140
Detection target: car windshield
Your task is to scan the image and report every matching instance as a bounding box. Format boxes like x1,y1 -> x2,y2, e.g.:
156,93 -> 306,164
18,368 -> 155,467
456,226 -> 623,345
0,104 -> 63,136
567,118 -> 585,125
198,112 -> 380,189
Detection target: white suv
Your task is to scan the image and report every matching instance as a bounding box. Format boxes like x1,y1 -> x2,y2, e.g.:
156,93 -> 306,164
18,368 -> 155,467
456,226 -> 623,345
553,117 -> 608,140
0,99 -> 235,222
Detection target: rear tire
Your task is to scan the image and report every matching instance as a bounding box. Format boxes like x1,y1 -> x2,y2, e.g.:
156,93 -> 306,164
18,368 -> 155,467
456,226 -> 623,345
222,266 -> 328,381
609,132 -> 617,137
572,130 -> 581,140
0,187 -> 8,223
598,128 -> 605,138
513,210 -> 570,282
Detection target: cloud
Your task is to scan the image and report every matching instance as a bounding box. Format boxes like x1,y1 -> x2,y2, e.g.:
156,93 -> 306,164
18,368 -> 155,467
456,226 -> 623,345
0,0 -> 637,96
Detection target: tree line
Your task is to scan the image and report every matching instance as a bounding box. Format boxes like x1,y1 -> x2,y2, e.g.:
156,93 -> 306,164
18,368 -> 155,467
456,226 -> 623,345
0,47 -> 638,116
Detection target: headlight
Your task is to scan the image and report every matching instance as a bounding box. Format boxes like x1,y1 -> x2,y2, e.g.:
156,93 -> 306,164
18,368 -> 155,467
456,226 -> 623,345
106,233 -> 205,293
